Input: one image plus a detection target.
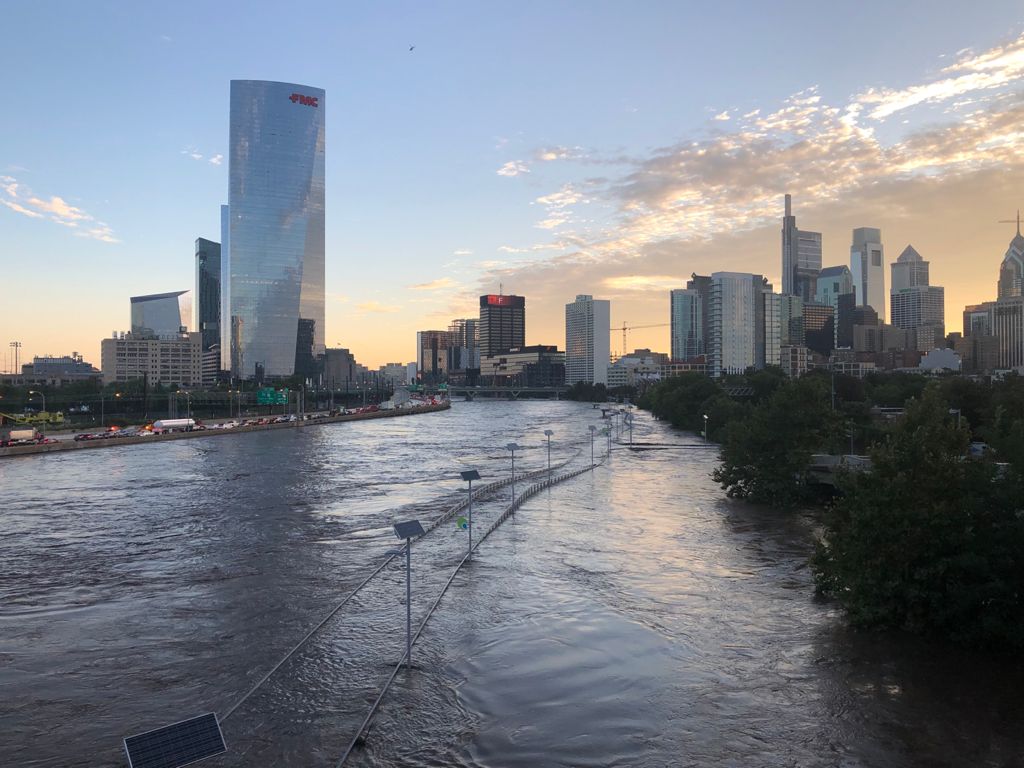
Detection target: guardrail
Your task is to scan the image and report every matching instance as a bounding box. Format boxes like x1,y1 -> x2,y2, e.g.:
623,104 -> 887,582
336,458 -> 604,765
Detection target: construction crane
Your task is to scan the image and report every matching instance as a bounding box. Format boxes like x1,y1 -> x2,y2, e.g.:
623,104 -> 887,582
612,322 -> 670,358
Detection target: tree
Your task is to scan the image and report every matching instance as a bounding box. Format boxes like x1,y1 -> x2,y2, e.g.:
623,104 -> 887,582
813,386 -> 1024,648
712,376 -> 838,506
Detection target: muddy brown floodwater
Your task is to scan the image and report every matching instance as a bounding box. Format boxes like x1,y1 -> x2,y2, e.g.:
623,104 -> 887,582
2,401 -> 1022,767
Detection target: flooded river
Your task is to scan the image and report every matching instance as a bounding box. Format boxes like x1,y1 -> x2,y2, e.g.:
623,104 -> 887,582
2,401 -> 1022,767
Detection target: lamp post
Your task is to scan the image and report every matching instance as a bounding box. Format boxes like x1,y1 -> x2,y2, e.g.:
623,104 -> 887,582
460,470 -> 481,561
505,443 -> 519,503
543,429 -> 553,475
392,519 -> 425,671
588,425 -> 596,466
702,413 -> 709,444
27,390 -> 45,414
625,413 -> 634,446
603,426 -> 611,453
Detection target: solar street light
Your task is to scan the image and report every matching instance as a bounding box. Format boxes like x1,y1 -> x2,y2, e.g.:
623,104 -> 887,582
393,519 -> 424,670
460,470 -> 481,559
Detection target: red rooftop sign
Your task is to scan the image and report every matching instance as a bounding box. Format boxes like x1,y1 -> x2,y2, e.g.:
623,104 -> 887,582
485,294 -> 515,306
290,93 -> 319,107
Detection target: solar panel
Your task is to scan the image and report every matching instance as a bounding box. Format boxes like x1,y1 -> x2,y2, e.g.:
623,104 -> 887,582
460,469 -> 481,481
393,519 -> 425,539
124,712 -> 226,768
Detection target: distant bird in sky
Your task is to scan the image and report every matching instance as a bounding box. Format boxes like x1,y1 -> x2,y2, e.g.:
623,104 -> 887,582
409,45 -> 415,52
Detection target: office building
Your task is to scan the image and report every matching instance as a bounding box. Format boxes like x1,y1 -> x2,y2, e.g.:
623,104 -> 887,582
686,274 -> 713,351
889,245 -> 945,352
416,330 -> 451,383
998,215 -> 1024,298
447,318 -> 480,372
708,272 -> 779,377
378,362 -> 412,386
2,353 -> 102,387
670,288 -> 703,359
194,238 -> 221,353
890,245 -> 929,292
803,303 -> 835,356
479,294 -> 525,357
565,294 -> 611,385
779,295 -> 804,346
851,227 -> 886,322
223,79 -> 326,379
324,348 -> 358,390
131,291 -> 191,338
480,345 -> 565,387
780,194 -> 822,301
963,303 -> 994,337
993,298 -> 1024,368
101,331 -> 202,386
780,345 -> 809,378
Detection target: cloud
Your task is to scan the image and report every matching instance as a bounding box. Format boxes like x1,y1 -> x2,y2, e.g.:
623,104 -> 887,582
855,32 -> 1024,120
535,145 -> 586,162
408,277 -> 457,291
356,301 -> 401,313
181,147 -> 204,161
497,160 -> 530,177
603,275 -> 684,292
208,154 -> 223,166
0,175 -> 118,242
453,248 -> 473,256
182,146 -> 223,164
467,32 -> 1024,338
713,111 -> 731,121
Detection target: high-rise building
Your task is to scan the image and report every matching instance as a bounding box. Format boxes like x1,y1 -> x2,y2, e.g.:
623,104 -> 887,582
416,330 -> 451,383
686,274 -> 713,354
223,79 -> 326,379
779,295 -> 804,346
565,294 -> 611,385
889,244 -> 944,352
324,348 -> 358,389
670,288 -> 703,360
708,272 -> 779,377
850,227 -> 886,321
781,194 -> 822,301
815,265 -> 854,307
447,318 -> 480,371
803,303 -> 835,356
130,291 -> 191,339
998,214 -> 1024,299
479,294 -> 525,358
963,303 -> 994,337
890,245 -> 929,292
194,238 -> 221,353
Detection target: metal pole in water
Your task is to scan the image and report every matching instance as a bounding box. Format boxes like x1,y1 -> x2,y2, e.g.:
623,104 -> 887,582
405,539 -> 411,670
468,478 -> 473,560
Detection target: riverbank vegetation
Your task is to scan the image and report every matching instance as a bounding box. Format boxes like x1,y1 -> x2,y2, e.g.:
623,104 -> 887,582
638,370 -> 1024,648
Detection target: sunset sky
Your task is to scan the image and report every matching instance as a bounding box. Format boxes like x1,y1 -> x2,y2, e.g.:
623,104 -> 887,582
3,2 -> 1023,370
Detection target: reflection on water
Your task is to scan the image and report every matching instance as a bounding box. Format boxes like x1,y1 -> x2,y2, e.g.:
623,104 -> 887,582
1,402 -> 1022,767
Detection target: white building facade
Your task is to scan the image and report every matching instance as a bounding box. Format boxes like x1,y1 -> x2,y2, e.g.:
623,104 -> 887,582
564,295 -> 611,385
851,227 -> 886,322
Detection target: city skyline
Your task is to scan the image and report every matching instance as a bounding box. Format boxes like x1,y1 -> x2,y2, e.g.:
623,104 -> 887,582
2,4 -> 1023,369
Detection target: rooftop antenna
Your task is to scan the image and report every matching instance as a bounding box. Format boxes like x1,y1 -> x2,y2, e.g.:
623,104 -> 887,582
499,282 -> 503,296
997,209 -> 1021,237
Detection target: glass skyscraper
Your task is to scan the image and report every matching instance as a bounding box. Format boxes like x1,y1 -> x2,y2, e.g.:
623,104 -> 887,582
131,291 -> 191,339
194,238 -> 221,352
223,80 -> 326,379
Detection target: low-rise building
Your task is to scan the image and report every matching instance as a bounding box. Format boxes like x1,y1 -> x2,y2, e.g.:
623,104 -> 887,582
780,345 -> 810,378
100,331 -> 202,386
480,345 -> 565,387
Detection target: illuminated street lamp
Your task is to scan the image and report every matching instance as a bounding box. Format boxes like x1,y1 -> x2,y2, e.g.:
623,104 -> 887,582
27,390 -> 45,413
702,413 -> 709,444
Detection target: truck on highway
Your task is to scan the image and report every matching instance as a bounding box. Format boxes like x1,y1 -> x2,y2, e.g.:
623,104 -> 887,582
151,418 -> 196,433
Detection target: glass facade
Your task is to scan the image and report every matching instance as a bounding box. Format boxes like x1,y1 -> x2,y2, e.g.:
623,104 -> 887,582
224,80 -> 326,379
130,291 -> 190,339
479,295 -> 526,358
194,238 -> 221,352
669,288 -> 703,360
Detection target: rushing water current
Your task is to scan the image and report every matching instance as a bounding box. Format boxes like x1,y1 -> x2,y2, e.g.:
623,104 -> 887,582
2,401 -> 1022,767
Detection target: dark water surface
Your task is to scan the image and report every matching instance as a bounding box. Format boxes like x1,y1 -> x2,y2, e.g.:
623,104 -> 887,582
2,401 -> 1022,767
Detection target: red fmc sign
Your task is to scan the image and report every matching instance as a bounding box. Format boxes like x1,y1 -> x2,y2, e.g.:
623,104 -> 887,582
485,294 -> 515,306
290,93 -> 319,107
